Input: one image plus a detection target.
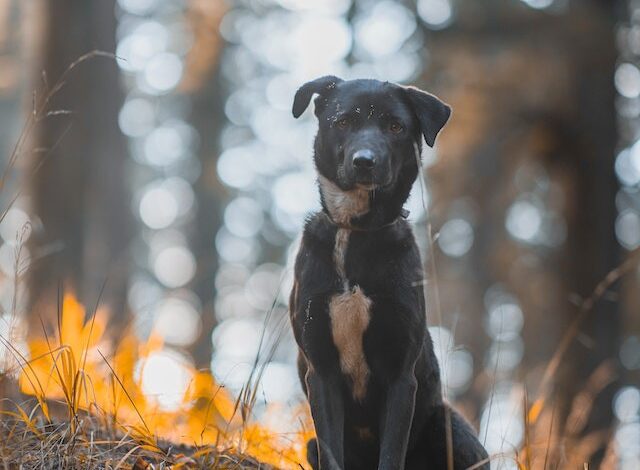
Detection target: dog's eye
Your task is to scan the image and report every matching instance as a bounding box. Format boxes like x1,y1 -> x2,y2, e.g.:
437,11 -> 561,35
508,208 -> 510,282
389,122 -> 404,134
336,118 -> 349,129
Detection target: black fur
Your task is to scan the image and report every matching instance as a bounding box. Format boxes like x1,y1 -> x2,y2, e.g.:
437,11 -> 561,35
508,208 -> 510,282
289,77 -> 489,470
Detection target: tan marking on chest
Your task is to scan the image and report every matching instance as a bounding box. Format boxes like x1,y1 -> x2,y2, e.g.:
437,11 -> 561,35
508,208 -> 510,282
318,175 -> 370,226
354,426 -> 375,441
330,287 -> 371,401
333,228 -> 350,289
329,227 -> 372,401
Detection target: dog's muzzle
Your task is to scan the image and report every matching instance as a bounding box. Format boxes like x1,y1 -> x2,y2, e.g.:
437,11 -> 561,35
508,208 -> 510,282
351,148 -> 378,186
352,149 -> 376,170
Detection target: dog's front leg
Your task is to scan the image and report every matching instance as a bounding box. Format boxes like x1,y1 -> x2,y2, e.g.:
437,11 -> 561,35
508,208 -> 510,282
378,372 -> 417,470
306,369 -> 345,470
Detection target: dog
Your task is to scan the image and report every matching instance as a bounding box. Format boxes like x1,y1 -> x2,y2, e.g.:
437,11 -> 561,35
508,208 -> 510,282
288,76 -> 489,470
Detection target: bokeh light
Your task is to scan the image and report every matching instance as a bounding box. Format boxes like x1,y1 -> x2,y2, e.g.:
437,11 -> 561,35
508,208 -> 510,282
438,218 -> 474,257
417,0 -> 453,30
138,349 -> 193,410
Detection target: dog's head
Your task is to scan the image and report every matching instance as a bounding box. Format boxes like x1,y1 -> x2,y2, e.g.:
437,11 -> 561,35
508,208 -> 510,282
292,76 -> 450,193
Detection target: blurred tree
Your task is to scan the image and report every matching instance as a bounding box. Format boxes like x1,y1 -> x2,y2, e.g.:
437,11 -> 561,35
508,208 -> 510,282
0,0 -> 22,161
423,0 -> 621,463
181,0 -> 226,368
28,0 -> 132,327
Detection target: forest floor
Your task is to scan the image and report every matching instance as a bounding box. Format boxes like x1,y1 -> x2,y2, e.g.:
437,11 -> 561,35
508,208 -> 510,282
0,405 -> 269,469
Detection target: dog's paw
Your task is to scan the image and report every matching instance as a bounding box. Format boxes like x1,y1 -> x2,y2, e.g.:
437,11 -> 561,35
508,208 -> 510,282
306,438 -> 319,470
306,438 -> 344,470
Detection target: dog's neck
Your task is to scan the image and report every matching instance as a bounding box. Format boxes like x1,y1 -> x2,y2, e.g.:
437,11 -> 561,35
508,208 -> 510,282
317,175 -> 408,231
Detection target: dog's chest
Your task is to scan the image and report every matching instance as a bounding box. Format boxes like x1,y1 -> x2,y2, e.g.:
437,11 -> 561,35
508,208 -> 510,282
329,227 -> 372,402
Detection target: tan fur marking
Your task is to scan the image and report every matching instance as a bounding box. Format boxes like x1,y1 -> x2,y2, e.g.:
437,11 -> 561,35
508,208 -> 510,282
323,181 -> 373,401
318,175 -> 369,225
354,426 -> 374,441
329,286 -> 372,401
333,228 -> 350,289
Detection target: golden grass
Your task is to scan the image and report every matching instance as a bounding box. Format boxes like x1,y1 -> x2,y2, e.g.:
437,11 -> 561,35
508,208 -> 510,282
1,293 -> 312,469
0,408 -> 268,469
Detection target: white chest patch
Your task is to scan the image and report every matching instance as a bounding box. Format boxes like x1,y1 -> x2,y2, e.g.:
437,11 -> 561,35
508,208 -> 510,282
318,175 -> 370,226
329,227 -> 372,401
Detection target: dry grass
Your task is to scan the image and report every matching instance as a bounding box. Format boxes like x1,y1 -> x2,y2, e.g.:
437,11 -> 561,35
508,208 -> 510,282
0,292 -> 310,470
0,402 -> 269,469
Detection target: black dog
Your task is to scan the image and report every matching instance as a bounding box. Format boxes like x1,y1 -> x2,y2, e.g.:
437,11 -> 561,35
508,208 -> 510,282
288,76 -> 489,470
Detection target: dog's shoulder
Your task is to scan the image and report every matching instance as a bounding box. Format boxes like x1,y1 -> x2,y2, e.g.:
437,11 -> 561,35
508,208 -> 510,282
301,212 -> 337,247
292,212 -> 338,278
384,218 -> 415,243
359,218 -> 418,253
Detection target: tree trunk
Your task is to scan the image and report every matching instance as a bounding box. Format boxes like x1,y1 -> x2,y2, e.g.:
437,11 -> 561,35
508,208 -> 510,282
29,0 -> 131,328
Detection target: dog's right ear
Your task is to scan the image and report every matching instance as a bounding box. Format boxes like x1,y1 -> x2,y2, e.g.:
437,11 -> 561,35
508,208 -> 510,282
403,86 -> 451,147
292,75 -> 343,118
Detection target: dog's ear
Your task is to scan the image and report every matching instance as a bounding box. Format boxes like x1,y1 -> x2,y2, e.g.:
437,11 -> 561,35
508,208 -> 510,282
292,75 -> 343,119
403,86 -> 451,147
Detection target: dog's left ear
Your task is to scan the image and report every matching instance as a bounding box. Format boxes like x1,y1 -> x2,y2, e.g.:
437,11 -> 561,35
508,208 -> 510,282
292,75 -> 343,118
403,86 -> 451,147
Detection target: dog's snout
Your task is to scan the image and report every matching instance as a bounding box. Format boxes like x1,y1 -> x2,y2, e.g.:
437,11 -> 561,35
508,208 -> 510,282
352,149 -> 376,170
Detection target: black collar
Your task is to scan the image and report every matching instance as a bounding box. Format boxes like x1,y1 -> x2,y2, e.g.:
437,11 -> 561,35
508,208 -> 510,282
321,208 -> 410,232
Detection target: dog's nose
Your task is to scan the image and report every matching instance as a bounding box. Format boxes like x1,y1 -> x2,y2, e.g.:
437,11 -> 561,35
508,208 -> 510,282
352,149 -> 375,170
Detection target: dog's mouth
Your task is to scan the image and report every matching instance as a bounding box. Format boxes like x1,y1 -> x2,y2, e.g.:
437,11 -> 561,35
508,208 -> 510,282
354,172 -> 395,192
353,171 -> 388,190
337,165 -> 379,191
355,182 -> 378,191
